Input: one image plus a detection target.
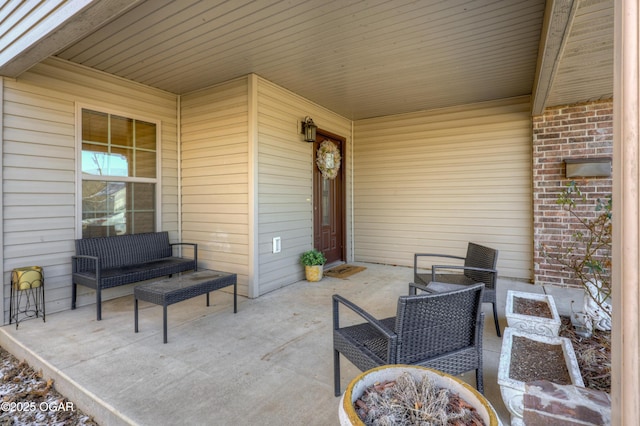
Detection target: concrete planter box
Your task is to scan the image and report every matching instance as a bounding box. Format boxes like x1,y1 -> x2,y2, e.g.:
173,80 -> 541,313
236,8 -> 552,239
505,290 -> 561,336
498,328 -> 584,426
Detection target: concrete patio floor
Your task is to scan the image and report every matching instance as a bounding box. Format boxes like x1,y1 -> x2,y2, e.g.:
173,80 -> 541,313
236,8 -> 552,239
0,262 -> 584,425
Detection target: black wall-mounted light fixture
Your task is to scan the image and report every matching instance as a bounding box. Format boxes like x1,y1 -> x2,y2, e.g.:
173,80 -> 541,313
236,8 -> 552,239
564,157 -> 612,178
301,116 -> 317,142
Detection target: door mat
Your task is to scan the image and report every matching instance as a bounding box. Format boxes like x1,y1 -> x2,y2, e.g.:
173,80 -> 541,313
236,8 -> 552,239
324,265 -> 367,279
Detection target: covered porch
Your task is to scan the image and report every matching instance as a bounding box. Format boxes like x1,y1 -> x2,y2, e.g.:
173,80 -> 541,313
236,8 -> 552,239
0,263 -> 584,425
2,0 -> 639,422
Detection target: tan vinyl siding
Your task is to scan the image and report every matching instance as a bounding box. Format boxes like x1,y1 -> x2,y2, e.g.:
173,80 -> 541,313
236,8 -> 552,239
2,58 -> 179,319
353,96 -> 533,280
180,78 -> 250,296
256,77 -> 352,294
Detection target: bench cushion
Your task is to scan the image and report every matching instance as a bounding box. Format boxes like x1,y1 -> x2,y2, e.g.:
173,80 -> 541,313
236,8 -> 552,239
73,257 -> 196,289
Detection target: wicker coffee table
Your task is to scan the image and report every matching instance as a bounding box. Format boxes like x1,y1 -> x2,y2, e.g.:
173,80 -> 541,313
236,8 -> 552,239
134,269 -> 237,343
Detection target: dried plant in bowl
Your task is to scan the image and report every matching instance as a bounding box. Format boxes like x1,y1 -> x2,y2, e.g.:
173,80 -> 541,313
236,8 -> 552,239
338,365 -> 499,426
354,372 -> 486,425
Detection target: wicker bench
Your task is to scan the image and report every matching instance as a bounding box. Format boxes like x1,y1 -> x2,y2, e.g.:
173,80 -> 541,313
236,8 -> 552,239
71,232 -> 197,320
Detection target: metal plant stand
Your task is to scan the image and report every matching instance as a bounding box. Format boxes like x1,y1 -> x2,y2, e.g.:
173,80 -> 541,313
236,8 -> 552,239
10,266 -> 45,329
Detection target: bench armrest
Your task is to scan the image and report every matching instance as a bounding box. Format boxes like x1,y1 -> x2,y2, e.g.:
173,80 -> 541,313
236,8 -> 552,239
170,242 -> 197,248
71,254 -> 101,275
170,242 -> 198,267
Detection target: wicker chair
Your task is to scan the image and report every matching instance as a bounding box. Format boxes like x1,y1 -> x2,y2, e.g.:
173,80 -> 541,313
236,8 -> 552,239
332,283 -> 485,396
412,242 -> 500,337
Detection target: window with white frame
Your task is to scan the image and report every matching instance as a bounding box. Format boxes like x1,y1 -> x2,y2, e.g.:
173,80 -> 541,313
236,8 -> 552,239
80,108 -> 158,238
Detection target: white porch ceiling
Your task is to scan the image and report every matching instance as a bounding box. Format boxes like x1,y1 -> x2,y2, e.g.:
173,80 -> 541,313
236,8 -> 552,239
0,0 -> 614,120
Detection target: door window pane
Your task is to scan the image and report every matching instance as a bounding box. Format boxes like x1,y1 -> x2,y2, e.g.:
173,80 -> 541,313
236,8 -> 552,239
322,178 -> 330,226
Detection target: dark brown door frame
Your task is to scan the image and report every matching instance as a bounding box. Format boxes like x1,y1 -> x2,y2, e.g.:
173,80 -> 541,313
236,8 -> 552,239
313,128 -> 346,265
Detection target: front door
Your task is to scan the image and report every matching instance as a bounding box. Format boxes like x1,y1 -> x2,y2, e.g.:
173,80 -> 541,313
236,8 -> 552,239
313,131 -> 345,265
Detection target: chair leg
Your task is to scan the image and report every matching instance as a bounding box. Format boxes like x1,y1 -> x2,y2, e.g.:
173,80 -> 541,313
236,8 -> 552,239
334,350 -> 342,397
476,368 -> 484,394
492,302 -> 501,337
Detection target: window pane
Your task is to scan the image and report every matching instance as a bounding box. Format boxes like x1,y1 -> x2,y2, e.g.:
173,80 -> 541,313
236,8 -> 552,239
132,212 -> 155,234
136,121 -> 156,150
82,180 -> 108,216
82,110 -> 108,143
111,115 -> 133,147
136,150 -> 156,178
131,183 -> 155,210
126,183 -> 155,233
82,181 -> 126,238
110,147 -> 133,177
82,143 -> 108,176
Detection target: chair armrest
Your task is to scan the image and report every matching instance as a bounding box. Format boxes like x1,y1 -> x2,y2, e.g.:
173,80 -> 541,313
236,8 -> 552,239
71,255 -> 100,273
414,253 -> 465,272
408,282 -> 437,295
431,264 -> 497,275
332,294 -> 395,338
431,265 -> 497,286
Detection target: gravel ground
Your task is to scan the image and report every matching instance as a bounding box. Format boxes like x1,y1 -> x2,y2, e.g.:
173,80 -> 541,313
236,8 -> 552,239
0,346 -> 98,426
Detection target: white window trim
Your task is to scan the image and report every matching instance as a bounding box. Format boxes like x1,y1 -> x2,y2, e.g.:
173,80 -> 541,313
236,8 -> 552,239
75,103 -> 162,238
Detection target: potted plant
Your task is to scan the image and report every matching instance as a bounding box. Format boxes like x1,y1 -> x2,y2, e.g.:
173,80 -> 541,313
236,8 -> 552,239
338,364 -> 500,425
300,249 -> 326,282
541,180 -> 612,337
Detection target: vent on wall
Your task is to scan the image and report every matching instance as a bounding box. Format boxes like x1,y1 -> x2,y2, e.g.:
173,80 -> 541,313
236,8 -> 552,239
564,157 -> 612,178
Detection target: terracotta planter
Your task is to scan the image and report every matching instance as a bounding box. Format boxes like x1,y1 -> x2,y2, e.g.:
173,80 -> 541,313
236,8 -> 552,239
498,328 -> 584,426
304,265 -> 323,282
505,290 -> 561,336
338,364 -> 501,425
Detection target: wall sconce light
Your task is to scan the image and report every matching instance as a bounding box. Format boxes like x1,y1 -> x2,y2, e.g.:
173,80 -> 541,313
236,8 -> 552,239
301,116 -> 317,142
564,157 -> 612,178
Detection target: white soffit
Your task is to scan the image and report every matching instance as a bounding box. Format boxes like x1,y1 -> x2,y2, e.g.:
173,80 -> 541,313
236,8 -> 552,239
0,0 -> 142,77
53,0 -> 546,119
2,0 -> 614,119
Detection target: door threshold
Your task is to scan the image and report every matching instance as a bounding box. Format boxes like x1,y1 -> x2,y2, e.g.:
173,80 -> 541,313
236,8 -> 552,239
324,261 -> 345,270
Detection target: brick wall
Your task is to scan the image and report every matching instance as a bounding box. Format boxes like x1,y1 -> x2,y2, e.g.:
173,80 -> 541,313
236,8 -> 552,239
533,100 -> 613,287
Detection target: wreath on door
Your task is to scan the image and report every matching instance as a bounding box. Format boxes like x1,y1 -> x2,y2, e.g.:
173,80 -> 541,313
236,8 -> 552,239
316,140 -> 342,179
